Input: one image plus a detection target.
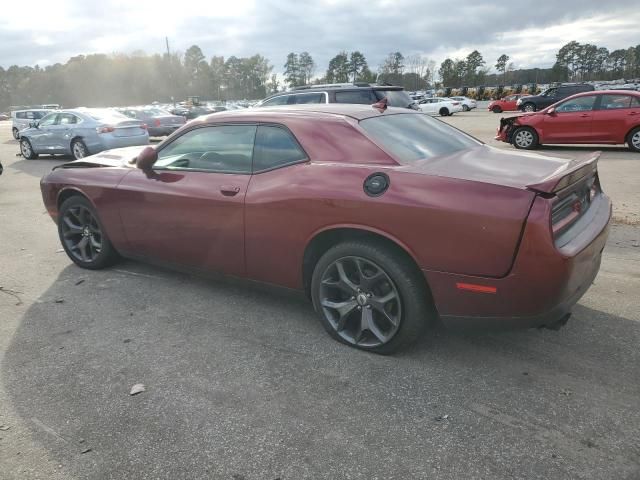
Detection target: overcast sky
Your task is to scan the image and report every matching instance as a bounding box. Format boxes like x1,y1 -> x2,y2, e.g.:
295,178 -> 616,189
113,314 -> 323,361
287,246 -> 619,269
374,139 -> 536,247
0,0 -> 638,75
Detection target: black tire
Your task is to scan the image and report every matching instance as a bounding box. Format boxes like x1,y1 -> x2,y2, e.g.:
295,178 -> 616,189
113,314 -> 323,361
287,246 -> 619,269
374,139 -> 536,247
522,103 -> 536,112
311,240 -> 433,354
512,127 -> 539,150
71,139 -> 89,159
12,127 -> 20,140
20,138 -> 38,159
492,106 -> 502,113
626,127 -> 640,152
439,107 -> 450,117
462,105 -> 470,112
57,196 -> 120,269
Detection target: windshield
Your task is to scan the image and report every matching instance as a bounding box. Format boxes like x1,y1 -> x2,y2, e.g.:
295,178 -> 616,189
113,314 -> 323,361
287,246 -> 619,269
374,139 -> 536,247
360,113 -> 480,163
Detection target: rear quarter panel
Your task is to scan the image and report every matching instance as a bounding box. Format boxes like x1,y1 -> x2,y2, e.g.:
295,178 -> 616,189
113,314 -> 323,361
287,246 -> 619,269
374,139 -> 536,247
245,162 -> 535,290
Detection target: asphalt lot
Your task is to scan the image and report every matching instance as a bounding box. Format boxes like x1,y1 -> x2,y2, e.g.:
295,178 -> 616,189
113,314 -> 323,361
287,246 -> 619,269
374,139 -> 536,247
0,108 -> 639,480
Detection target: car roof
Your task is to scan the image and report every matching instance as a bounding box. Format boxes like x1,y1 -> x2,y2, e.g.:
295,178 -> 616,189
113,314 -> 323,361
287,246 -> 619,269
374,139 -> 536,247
567,89 -> 640,99
195,104 -> 420,123
261,84 -> 403,101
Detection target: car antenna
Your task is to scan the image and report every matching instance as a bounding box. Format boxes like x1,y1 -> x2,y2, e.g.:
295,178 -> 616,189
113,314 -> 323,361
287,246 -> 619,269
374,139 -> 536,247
372,97 -> 388,112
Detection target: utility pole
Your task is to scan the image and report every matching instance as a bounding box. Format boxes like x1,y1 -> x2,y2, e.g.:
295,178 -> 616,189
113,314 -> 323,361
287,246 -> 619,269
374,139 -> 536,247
166,37 -> 175,107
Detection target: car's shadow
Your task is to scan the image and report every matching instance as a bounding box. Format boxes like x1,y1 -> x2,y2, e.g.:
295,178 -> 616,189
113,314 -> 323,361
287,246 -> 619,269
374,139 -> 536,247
3,258 -> 640,478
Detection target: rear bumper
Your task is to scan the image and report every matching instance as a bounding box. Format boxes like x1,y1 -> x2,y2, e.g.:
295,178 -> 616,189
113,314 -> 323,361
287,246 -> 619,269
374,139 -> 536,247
424,194 -> 611,330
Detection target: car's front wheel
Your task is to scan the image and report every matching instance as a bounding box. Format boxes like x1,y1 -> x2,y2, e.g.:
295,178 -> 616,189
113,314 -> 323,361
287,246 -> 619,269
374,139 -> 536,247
12,128 -> 20,140
20,138 -> 38,159
492,106 -> 502,113
627,127 -> 640,152
512,127 -> 539,150
439,107 -> 450,117
522,103 -> 536,112
462,105 -> 470,112
311,240 -> 432,354
58,196 -> 119,269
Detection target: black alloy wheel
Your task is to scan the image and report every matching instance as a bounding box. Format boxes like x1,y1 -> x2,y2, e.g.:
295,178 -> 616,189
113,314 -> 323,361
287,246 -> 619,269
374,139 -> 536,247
58,196 -> 119,269
311,241 -> 432,354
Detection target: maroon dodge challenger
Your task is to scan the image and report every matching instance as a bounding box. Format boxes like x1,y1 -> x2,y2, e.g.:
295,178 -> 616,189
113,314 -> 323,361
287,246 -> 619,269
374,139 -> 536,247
40,104 -> 611,353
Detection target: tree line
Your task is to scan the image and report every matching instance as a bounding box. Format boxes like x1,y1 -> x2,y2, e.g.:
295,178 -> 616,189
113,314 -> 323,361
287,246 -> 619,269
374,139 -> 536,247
2,41 -> 639,111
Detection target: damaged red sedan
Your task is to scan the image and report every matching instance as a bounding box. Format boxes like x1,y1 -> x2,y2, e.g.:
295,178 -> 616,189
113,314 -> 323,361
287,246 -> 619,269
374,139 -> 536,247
496,90 -> 640,151
41,105 -> 611,353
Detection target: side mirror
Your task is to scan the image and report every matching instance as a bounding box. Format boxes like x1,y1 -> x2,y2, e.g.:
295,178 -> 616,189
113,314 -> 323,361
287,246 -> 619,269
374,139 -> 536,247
135,146 -> 158,171
546,107 -> 556,115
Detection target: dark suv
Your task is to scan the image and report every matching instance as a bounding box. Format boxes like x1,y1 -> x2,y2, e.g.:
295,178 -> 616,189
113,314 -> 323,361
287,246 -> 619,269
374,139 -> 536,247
255,83 -> 418,110
517,83 -> 595,112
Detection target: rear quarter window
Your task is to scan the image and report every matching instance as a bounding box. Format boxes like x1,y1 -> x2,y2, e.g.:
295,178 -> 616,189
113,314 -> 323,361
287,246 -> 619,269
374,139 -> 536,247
335,90 -> 377,104
253,125 -> 307,172
360,113 -> 479,163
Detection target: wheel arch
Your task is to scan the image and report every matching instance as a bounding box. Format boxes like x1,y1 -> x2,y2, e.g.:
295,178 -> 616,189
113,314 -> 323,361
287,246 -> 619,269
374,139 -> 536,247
624,124 -> 640,144
301,225 -> 426,299
57,187 -> 96,211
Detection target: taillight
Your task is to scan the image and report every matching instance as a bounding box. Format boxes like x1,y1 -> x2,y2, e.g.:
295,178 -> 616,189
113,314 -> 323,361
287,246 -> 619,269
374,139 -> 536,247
154,119 -> 161,127
141,123 -> 147,130
96,125 -> 114,134
453,102 -> 460,105
551,176 -> 598,237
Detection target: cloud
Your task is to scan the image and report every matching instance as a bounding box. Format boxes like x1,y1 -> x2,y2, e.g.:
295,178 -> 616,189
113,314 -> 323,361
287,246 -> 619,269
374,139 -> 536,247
0,0 -> 638,74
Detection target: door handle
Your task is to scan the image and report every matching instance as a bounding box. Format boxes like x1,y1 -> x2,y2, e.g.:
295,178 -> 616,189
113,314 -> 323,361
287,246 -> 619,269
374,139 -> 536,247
220,185 -> 240,196
579,114 -> 590,117
629,112 -> 639,116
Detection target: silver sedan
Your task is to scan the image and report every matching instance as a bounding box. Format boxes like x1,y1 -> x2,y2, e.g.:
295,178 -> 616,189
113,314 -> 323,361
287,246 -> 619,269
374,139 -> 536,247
18,108 -> 149,160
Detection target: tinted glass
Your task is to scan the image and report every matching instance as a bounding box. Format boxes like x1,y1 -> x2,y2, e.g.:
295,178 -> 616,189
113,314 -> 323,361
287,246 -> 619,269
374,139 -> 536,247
38,113 -> 58,126
156,125 -> 256,173
373,90 -> 414,108
599,95 -> 633,109
16,112 -> 26,119
632,97 -> 640,107
261,95 -> 289,106
335,90 -> 376,104
360,113 -> 479,163
294,93 -> 325,104
253,126 -> 306,172
32,111 -> 48,119
556,95 -> 596,112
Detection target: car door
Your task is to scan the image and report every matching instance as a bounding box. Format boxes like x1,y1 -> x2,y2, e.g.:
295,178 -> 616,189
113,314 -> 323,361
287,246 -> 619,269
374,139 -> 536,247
591,94 -> 638,143
47,112 -> 79,152
244,124 -> 310,287
541,94 -> 597,143
117,124 -> 256,277
28,113 -> 59,150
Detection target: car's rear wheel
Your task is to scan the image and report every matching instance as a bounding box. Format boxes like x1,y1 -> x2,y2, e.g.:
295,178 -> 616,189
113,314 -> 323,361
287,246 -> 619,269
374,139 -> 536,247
12,127 -> 20,140
20,138 -> 38,159
512,127 -> 539,150
71,139 -> 89,159
462,105 -> 469,112
492,106 -> 502,113
439,107 -> 450,117
311,240 -> 432,354
58,196 -> 119,269
522,103 -> 536,112
627,127 -> 640,152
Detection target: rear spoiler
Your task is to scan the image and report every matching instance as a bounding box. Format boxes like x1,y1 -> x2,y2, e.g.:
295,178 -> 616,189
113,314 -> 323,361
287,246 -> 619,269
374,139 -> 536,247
526,151 -> 600,194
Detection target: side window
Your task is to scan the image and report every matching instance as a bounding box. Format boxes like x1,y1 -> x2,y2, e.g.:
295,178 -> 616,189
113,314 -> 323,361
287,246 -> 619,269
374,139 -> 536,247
253,125 -> 307,172
155,125 -> 256,173
16,112 -> 26,119
632,96 -> 640,107
26,112 -> 35,119
546,88 -> 558,97
38,113 -> 58,126
58,113 -> 79,125
261,95 -> 289,106
293,93 -> 325,104
335,90 -> 377,104
556,95 -> 596,112
599,95 -> 632,110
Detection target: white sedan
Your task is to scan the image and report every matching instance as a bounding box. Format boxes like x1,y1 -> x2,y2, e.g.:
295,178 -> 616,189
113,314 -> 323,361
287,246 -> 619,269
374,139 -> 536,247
450,96 -> 477,111
417,97 -> 464,116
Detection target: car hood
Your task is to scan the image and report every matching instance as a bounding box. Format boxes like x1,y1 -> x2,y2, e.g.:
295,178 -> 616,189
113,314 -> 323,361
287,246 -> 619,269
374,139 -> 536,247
400,145 -> 579,191
54,145 -> 149,170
